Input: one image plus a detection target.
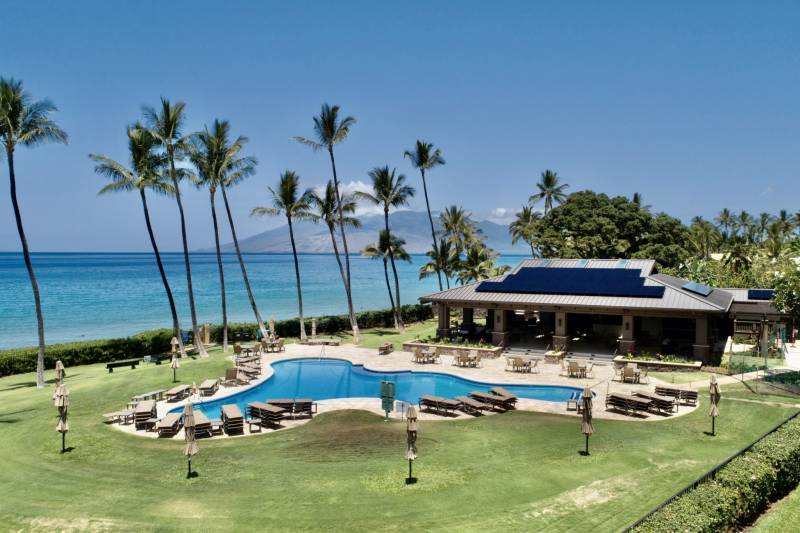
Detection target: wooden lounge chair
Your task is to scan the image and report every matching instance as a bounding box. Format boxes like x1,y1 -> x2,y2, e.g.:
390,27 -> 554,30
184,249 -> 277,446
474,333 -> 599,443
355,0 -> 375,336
193,410 -> 213,438
166,384 -> 191,401
655,386 -> 697,405
266,398 -> 317,418
470,390 -> 513,411
248,401 -> 286,427
605,392 -> 651,415
221,367 -> 248,387
156,412 -> 183,437
490,387 -> 518,406
633,391 -> 677,414
198,379 -> 219,397
134,400 -> 156,430
221,404 -> 244,435
418,395 -> 460,416
455,395 -> 490,415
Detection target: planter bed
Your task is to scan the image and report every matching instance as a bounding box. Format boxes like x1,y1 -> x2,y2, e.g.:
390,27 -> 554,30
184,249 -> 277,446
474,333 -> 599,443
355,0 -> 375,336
613,355 -> 702,371
402,341 -> 503,359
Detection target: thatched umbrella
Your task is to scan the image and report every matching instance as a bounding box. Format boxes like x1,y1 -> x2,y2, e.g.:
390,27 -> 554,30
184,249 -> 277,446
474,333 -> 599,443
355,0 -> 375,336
183,403 -> 199,478
268,318 -> 276,339
170,353 -> 180,383
54,360 -> 66,386
53,383 -> 70,453
170,336 -> 179,356
581,386 -> 594,455
405,405 -> 418,484
709,375 -> 721,436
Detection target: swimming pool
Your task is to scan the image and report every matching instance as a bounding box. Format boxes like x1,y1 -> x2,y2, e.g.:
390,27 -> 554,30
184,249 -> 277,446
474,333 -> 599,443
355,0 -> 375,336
182,358 -> 584,418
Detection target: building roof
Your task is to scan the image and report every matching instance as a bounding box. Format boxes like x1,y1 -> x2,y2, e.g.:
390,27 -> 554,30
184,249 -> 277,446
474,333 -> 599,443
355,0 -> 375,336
419,258 -> 735,314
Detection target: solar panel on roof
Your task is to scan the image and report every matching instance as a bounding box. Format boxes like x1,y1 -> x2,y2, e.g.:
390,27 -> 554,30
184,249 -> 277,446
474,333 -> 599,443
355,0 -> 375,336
748,289 -> 775,301
682,281 -> 713,297
475,267 -> 665,298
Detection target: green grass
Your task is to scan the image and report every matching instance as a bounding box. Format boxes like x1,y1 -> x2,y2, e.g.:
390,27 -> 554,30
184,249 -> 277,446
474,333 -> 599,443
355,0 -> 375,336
328,319 -> 438,349
0,331 -> 797,532
752,486 -> 800,531
720,380 -> 800,405
649,371 -> 716,385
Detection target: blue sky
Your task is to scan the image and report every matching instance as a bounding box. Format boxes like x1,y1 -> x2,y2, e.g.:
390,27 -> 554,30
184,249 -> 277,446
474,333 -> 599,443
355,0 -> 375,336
1,1 -> 798,252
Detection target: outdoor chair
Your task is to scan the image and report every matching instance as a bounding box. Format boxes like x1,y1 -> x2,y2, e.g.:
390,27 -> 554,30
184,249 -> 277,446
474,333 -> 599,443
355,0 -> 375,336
156,412 -> 182,437
529,358 -> 541,374
568,361 -> 580,378
199,379 -> 219,397
418,395 -> 460,416
221,404 -> 244,435
622,365 -> 637,384
455,395 -> 491,415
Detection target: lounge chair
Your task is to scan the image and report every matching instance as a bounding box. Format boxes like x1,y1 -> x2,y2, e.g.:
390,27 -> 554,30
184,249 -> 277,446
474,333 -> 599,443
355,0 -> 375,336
378,342 -> 394,355
633,391 -> 677,414
221,367 -> 249,387
470,390 -> 514,411
134,400 -> 156,430
418,395 -> 460,416
221,404 -> 244,435
605,392 -> 651,415
193,410 -> 213,438
156,412 -> 183,437
267,398 -> 317,418
198,379 -> 219,397
248,401 -> 286,427
166,384 -> 191,401
455,395 -> 491,415
490,387 -> 518,406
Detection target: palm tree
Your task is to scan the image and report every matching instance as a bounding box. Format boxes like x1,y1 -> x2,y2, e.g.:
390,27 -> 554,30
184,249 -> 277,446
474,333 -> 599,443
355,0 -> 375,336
309,181 -> 361,310
735,211 -> 755,242
189,120 -> 235,351
631,192 -> 651,211
529,170 -> 568,214
0,78 -> 68,387
357,166 -> 415,330
689,217 -> 720,259
764,222 -> 787,259
457,245 -> 497,284
715,208 -> 735,242
404,140 -> 446,290
293,104 -> 360,342
252,171 -> 316,340
362,230 -> 411,327
212,126 -> 268,339
509,205 -> 541,256
722,237 -> 752,273
419,238 -> 459,289
141,99 -> 208,357
776,209 -> 795,236
757,213 -> 773,243
439,205 -> 481,254
90,125 -> 185,356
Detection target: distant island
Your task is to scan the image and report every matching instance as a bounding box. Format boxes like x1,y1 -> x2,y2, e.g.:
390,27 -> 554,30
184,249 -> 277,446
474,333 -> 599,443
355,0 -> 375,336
205,210 -> 529,254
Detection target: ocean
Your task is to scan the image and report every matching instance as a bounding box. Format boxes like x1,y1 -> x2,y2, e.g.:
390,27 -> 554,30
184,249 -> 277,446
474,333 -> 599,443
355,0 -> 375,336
0,252 -> 524,348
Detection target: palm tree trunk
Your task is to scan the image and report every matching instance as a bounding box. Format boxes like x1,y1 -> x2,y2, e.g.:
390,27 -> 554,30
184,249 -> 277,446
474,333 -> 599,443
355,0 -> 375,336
420,169 -> 443,291
167,148 -> 208,357
328,148 -> 360,342
530,241 -> 536,257
382,257 -> 397,328
7,150 -> 46,387
210,189 -> 228,352
220,183 -> 267,337
327,223 -> 351,309
287,216 -> 306,340
384,210 -> 404,331
140,189 -> 185,357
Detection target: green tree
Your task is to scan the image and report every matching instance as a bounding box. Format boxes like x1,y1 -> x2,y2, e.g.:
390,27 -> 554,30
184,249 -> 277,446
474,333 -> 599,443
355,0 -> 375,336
457,245 -> 499,284
688,216 -> 721,259
309,181 -> 361,310
420,238 -> 459,289
357,165 -> 415,330
439,205 -> 481,254
632,213 -> 691,268
509,205 -> 541,257
252,171 -> 316,340
404,140 -> 446,290
715,208 -> 735,242
293,104 -> 360,342
529,169 -> 568,214
361,230 -> 411,327
90,125 -> 185,356
0,78 -> 68,387
773,265 -> 800,322
142,99 -> 208,356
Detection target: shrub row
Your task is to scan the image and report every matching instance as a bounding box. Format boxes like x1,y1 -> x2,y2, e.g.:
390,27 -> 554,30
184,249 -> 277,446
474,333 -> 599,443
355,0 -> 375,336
0,304 -> 433,377
213,304 -> 432,342
632,415 -> 800,532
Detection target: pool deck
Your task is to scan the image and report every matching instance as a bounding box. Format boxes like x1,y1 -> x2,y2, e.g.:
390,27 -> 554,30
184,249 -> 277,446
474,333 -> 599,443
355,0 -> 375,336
113,343 -> 701,440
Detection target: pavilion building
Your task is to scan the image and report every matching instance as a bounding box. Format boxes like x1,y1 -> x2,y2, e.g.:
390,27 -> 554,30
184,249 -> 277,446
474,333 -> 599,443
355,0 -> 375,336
419,258 -> 786,361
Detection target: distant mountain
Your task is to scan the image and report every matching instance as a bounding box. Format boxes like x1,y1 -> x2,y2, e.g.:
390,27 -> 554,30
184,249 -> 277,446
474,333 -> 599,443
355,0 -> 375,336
209,211 -> 528,254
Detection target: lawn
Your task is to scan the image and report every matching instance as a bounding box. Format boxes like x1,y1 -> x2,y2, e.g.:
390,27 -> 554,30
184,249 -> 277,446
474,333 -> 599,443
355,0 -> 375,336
0,325 -> 797,532
649,371 -> 717,385
719,380 -> 800,406
752,485 -> 800,531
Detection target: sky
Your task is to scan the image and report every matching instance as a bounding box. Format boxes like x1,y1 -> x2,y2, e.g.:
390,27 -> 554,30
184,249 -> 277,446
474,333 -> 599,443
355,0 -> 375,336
1,1 -> 799,252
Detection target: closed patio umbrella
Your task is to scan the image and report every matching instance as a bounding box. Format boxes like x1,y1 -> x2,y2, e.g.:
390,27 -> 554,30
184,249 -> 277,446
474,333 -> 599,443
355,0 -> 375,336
268,318 -> 276,339
54,360 -> 66,386
170,353 -> 180,383
581,386 -> 594,455
183,403 -> 198,478
54,383 -> 70,453
406,405 -> 418,484
709,375 -> 721,436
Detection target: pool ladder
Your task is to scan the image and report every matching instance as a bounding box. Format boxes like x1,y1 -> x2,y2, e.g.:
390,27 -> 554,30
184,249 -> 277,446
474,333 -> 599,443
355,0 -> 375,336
319,344 -> 326,360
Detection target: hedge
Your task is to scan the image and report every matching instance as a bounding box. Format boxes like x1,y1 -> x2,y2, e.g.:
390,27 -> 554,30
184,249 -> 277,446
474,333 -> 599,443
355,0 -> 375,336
632,415 -> 800,532
0,304 -> 433,377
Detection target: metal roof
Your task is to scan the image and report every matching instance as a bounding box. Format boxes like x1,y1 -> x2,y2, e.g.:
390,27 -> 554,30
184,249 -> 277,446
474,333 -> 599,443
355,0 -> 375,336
419,259 -> 732,313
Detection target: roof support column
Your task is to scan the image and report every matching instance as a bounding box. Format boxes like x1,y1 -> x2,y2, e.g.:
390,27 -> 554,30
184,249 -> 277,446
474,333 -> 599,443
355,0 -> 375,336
619,314 -> 635,354
553,311 -> 568,352
462,307 -> 474,327
491,309 -> 510,347
437,303 -> 450,339
693,317 -> 710,361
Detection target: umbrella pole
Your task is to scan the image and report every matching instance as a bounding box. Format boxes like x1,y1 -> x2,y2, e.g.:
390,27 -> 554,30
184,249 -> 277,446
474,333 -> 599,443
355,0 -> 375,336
585,434 -> 589,455
187,457 -> 192,478
173,368 -> 177,383
61,432 -> 65,453
712,417 -> 715,436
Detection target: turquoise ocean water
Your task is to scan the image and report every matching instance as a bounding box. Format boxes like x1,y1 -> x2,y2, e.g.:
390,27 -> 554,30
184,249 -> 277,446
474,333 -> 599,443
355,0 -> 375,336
0,252 -> 523,348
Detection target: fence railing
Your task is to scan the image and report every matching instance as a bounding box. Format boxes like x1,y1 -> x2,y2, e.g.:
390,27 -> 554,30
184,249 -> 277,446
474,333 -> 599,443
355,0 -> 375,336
622,409 -> 800,532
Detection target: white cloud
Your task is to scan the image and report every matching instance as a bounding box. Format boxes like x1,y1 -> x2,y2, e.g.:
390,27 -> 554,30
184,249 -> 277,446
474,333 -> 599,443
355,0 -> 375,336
760,185 -> 774,197
474,207 -> 531,225
309,180 -> 408,217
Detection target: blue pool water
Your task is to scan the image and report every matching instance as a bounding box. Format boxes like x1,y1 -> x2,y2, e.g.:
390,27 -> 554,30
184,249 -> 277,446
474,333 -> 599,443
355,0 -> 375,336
183,358 -> 583,418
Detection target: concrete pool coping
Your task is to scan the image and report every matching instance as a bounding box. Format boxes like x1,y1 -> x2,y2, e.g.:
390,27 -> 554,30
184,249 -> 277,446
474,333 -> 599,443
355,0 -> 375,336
111,343 -> 699,440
